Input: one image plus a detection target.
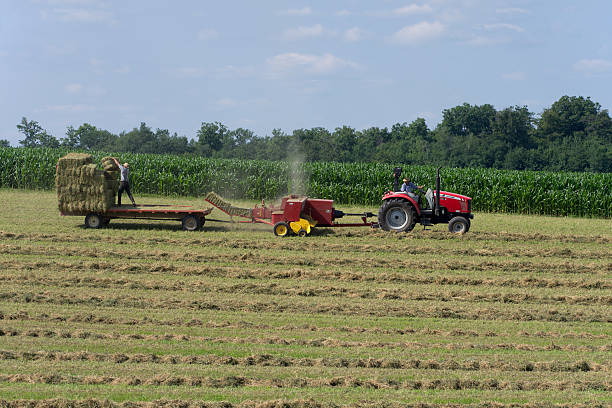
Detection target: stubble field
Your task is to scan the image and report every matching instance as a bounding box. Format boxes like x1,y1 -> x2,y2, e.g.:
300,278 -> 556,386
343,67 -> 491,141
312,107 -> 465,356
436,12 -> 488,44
0,189 -> 610,407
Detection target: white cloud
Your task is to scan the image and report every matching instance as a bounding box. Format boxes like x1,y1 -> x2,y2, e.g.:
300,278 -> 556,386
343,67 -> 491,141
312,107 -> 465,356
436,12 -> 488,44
267,52 -> 358,74
482,23 -> 524,33
496,7 -> 529,15
393,4 -> 433,15
64,83 -> 107,96
197,29 -> 218,41
113,65 -> 131,74
216,98 -> 237,107
174,67 -> 206,78
573,59 -> 612,74
44,44 -> 77,56
65,83 -> 83,94
390,21 -> 444,44
52,8 -> 113,23
344,27 -> 363,42
45,0 -> 100,5
282,7 -> 312,16
501,72 -> 526,81
89,57 -> 105,74
283,24 -> 324,40
212,97 -> 268,110
42,104 -> 95,113
215,65 -> 256,79
86,85 -> 107,97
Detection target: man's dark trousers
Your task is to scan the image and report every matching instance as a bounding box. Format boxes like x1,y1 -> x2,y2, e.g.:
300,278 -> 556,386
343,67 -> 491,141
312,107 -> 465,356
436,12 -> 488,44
118,181 -> 135,206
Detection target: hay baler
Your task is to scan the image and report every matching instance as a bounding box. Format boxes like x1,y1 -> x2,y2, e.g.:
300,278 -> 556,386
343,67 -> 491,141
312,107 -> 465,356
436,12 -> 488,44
205,192 -> 374,236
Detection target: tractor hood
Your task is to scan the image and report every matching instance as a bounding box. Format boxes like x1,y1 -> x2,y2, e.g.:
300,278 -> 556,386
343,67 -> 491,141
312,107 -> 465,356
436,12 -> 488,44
439,191 -> 471,202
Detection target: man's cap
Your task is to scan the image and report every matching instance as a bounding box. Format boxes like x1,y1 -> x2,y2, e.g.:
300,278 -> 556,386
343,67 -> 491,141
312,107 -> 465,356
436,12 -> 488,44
402,178 -> 409,182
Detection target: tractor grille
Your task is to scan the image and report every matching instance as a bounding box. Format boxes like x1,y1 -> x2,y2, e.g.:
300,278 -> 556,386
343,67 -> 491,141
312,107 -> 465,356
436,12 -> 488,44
467,199 -> 471,212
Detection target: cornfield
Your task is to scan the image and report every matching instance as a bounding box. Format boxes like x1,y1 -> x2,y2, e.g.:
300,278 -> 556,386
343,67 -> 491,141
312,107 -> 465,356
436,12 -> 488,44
1,147 -> 610,217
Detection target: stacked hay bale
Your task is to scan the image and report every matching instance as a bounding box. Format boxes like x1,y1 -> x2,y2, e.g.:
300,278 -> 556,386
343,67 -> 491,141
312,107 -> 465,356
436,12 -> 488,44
56,153 -> 120,215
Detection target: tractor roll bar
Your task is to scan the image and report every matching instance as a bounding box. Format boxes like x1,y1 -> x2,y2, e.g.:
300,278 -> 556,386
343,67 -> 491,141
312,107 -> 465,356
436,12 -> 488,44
435,167 -> 441,217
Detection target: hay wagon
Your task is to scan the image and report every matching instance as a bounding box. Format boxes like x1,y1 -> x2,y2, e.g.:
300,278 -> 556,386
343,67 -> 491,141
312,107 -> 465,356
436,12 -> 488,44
56,153 -> 212,231
77,205 -> 213,231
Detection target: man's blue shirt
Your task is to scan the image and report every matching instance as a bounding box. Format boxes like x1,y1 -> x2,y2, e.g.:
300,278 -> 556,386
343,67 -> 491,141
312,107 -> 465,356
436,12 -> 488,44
401,181 -> 417,193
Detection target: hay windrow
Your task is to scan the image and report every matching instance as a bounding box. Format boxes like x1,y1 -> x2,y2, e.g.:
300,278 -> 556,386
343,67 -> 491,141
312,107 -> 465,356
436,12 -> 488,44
1,373 -> 610,391
55,153 -> 119,214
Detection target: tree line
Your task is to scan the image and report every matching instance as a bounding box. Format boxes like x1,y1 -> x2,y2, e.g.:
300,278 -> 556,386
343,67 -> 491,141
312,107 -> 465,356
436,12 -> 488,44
5,95 -> 611,173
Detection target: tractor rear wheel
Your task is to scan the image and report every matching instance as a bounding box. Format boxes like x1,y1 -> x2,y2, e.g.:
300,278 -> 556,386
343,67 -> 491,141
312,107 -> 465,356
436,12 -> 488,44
378,199 -> 416,232
448,216 -> 469,234
273,221 -> 290,237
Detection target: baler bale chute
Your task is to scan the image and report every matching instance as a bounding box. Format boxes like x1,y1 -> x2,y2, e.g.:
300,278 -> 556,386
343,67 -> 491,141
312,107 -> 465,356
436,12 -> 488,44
205,192 -> 375,236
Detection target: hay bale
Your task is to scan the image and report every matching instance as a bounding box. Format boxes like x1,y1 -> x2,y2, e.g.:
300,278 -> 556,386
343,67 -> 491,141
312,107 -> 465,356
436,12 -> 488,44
101,156 -> 120,172
56,153 -> 121,214
56,153 -> 92,171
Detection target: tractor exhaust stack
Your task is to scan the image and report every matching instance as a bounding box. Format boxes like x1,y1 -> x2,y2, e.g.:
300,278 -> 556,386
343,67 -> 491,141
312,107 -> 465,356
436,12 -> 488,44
435,167 -> 441,217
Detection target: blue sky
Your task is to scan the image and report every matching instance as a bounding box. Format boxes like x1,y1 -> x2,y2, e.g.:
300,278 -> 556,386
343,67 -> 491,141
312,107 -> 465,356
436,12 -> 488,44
2,0 -> 612,145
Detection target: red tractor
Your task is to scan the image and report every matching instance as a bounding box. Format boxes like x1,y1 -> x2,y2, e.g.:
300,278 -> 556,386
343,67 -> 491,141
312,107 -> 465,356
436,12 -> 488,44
378,167 -> 473,234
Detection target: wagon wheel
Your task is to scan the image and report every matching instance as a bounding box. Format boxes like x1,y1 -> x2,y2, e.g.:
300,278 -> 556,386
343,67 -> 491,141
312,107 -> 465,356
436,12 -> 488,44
273,221 -> 290,237
297,229 -> 307,237
84,214 -> 103,229
182,215 -> 201,231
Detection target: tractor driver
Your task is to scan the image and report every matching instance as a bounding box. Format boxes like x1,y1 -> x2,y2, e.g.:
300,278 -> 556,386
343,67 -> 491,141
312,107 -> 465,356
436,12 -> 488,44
401,177 -> 423,203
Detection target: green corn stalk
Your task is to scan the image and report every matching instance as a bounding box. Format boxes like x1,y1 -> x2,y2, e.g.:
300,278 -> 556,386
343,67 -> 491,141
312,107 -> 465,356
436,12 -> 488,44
0,146 -> 610,218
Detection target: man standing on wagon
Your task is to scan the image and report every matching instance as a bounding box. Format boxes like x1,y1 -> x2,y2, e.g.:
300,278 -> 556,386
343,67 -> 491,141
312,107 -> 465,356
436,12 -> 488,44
112,157 -> 137,207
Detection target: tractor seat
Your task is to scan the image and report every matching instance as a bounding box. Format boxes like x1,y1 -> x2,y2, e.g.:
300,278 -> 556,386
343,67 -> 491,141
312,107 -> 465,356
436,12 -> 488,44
424,188 -> 434,210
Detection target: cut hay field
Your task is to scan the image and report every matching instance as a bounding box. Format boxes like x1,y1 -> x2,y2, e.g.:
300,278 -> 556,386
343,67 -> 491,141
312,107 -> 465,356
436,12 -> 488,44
0,189 -> 610,408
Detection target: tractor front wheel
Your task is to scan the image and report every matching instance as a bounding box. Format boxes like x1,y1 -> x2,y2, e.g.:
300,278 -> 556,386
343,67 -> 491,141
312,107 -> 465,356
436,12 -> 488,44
273,222 -> 290,237
378,199 -> 416,232
448,216 -> 469,234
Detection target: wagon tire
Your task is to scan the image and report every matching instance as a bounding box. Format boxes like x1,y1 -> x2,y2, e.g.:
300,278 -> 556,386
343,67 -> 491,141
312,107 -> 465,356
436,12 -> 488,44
182,215 -> 201,231
378,199 -> 416,232
273,222 -> 290,237
85,214 -> 103,229
448,216 -> 469,234
297,228 -> 307,237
